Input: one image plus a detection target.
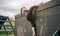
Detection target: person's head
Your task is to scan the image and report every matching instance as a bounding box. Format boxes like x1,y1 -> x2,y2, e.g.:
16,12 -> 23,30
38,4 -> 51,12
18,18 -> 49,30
21,7 -> 28,16
21,7 -> 27,12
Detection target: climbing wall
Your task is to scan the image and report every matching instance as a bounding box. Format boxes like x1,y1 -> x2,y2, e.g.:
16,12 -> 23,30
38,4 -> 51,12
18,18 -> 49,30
15,14 -> 32,36
35,0 -> 60,36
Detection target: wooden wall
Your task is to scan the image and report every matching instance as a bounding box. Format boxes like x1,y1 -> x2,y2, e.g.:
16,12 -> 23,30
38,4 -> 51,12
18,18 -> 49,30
35,0 -> 60,36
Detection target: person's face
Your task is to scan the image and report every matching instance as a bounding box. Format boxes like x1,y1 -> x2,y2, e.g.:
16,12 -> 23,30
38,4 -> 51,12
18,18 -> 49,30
22,7 -> 26,12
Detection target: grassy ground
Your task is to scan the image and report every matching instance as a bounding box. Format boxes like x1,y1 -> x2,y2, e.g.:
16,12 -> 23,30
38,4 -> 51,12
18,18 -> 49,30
0,21 -> 15,36
0,31 -> 14,36
0,34 -> 14,36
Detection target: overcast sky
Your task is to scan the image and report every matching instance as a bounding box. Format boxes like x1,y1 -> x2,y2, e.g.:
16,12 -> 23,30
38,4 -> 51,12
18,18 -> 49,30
0,0 -> 51,18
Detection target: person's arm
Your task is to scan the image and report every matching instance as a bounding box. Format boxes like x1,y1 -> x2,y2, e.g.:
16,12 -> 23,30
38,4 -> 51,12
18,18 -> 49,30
32,27 -> 36,36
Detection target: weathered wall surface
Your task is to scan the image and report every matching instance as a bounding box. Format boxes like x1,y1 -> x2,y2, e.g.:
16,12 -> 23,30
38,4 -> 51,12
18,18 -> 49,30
36,0 -> 60,36
15,14 -> 32,36
15,0 -> 60,36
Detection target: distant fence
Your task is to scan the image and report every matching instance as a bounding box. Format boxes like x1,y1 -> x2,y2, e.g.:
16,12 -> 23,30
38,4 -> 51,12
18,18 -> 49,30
0,20 -> 14,36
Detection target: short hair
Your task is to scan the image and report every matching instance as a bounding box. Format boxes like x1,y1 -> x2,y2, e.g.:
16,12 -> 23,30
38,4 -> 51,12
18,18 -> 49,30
21,7 -> 26,12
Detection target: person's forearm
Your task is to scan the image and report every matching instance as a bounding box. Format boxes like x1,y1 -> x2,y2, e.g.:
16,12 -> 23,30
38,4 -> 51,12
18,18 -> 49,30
32,27 -> 36,36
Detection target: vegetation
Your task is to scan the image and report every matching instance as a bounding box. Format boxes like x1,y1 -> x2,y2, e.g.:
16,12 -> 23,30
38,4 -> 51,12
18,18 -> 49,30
0,21 -> 15,36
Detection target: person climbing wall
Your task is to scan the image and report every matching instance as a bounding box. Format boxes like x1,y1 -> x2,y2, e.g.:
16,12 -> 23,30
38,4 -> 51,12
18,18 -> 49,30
27,5 -> 38,36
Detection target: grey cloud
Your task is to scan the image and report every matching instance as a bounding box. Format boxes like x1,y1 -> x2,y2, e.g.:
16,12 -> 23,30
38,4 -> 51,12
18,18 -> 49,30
0,10 -> 18,18
0,0 -> 44,18
0,0 -> 20,12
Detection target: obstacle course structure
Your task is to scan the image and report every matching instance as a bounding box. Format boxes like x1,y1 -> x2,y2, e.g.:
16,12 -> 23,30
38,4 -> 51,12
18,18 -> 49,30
15,15 -> 32,36
35,0 -> 60,36
15,0 -> 60,36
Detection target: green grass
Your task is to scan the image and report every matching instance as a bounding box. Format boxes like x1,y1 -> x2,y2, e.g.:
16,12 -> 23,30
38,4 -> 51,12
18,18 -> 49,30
0,32 -> 6,36
0,34 -> 14,36
0,21 -> 15,36
0,31 -> 6,36
0,31 -> 14,36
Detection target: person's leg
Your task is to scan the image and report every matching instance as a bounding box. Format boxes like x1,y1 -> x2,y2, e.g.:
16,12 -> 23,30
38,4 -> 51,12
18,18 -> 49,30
0,27 -> 1,29
0,22 -> 4,30
30,20 -> 37,36
32,27 -> 36,36
0,22 -> 3,29
58,31 -> 60,36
